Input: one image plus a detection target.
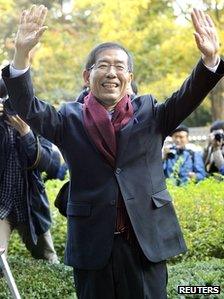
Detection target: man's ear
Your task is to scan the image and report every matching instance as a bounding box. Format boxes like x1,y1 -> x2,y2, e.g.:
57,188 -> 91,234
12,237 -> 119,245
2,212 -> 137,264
83,70 -> 90,87
128,72 -> 133,83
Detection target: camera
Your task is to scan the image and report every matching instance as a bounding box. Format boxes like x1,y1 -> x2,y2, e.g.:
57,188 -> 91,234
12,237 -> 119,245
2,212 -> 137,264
165,144 -> 184,158
167,148 -> 177,158
164,143 -> 179,158
214,132 -> 224,142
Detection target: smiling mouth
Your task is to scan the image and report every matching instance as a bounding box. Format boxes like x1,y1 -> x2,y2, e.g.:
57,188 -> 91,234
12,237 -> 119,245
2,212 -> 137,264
102,83 -> 119,89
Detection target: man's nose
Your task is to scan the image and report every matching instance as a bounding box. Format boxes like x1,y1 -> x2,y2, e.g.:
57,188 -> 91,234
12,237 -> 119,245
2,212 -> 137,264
106,66 -> 117,77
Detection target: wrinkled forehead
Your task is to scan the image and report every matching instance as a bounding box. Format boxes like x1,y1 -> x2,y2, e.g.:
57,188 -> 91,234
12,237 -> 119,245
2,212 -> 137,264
95,48 -> 129,65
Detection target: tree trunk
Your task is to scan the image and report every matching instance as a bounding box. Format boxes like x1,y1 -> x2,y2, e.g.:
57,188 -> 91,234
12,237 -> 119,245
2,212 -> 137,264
210,78 -> 224,121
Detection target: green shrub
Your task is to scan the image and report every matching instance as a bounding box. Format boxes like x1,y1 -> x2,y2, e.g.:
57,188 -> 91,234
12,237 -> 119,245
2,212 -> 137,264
167,258 -> 224,298
0,256 -> 75,299
8,177 -> 224,263
0,256 -> 224,298
46,179 -> 68,259
168,178 -> 224,262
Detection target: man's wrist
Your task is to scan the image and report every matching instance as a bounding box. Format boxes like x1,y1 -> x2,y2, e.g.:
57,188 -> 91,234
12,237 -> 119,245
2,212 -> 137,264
202,54 -> 220,68
10,64 -> 29,78
13,49 -> 30,70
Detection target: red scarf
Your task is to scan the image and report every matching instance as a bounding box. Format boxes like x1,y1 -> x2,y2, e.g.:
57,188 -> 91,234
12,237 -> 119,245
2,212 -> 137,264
83,92 -> 133,167
83,92 -> 136,240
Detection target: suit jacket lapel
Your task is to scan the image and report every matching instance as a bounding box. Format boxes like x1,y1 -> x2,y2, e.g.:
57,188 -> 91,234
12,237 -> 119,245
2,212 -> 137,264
116,99 -> 139,165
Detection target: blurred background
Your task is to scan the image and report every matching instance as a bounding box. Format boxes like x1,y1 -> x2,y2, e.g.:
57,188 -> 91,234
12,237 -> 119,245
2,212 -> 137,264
0,0 -> 224,130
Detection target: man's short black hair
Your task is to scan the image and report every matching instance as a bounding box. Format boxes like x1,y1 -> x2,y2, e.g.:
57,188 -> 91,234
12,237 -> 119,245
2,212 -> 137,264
210,120 -> 224,132
85,42 -> 134,72
171,124 -> 189,135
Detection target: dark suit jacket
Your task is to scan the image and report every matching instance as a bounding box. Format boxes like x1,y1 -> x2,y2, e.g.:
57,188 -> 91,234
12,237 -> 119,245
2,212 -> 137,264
2,59 -> 224,269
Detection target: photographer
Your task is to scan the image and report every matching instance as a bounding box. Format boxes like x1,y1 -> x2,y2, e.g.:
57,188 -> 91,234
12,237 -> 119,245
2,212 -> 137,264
204,120 -> 224,175
0,79 -> 61,263
163,125 -> 206,185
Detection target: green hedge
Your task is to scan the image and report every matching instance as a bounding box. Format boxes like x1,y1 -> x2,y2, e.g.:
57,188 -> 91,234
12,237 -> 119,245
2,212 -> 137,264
46,179 -> 68,261
3,178 -> 224,298
0,256 -> 75,299
0,257 -> 224,298
168,258 -> 224,298
8,177 -> 224,262
168,178 -> 224,262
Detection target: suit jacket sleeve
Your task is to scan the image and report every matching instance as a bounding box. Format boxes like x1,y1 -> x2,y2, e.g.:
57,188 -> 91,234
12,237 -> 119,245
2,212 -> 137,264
20,131 -> 61,175
154,59 -> 224,137
2,65 -> 66,146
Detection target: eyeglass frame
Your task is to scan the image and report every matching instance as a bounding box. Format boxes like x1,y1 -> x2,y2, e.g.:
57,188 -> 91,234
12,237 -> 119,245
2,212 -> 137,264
88,62 -> 131,73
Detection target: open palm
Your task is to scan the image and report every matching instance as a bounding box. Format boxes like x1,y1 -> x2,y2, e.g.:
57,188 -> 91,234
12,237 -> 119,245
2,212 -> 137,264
15,5 -> 48,54
191,9 -> 219,61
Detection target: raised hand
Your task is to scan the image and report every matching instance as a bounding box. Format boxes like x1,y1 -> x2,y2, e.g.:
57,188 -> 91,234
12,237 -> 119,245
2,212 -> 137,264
14,5 -> 48,69
191,8 -> 220,67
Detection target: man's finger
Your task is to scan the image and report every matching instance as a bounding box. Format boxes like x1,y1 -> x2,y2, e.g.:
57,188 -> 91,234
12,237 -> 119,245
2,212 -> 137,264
206,14 -> 215,28
36,5 -> 46,19
36,5 -> 48,27
30,4 -> 37,21
20,10 -> 27,25
198,10 -> 209,27
193,32 -> 203,49
7,115 -> 19,122
35,26 -> 48,39
26,5 -> 36,23
191,9 -> 201,33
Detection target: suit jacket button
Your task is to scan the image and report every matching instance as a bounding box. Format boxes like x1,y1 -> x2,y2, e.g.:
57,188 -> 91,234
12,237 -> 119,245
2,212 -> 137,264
110,200 -> 116,205
115,168 -> 122,174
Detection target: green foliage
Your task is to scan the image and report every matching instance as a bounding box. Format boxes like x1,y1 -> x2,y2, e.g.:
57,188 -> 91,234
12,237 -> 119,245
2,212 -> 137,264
167,259 -> 224,299
184,102 -> 212,127
168,177 -> 224,263
45,179 -> 68,259
0,256 -> 224,298
0,256 -> 75,299
8,176 -> 224,264
4,176 -> 224,297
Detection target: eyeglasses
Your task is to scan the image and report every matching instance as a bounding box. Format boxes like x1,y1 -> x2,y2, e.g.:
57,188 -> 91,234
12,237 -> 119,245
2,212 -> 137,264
88,62 -> 130,73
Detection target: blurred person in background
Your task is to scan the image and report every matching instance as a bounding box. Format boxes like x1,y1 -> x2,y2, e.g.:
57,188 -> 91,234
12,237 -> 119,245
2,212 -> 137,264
204,120 -> 224,175
0,79 -> 62,263
163,125 -> 206,185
